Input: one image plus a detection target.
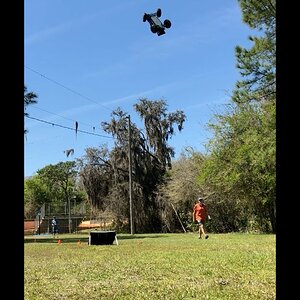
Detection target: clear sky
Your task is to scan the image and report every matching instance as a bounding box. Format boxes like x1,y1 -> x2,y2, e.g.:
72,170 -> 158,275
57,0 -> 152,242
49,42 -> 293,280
24,0 -> 255,178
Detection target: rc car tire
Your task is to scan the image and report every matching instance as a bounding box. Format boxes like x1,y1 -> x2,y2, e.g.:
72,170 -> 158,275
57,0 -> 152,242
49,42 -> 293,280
156,8 -> 162,18
164,19 -> 171,28
151,26 -> 157,33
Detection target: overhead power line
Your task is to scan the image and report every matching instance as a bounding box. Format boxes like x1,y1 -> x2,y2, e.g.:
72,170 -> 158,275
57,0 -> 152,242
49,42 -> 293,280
31,106 -> 102,132
25,65 -> 116,134
25,65 -> 112,112
26,115 -> 113,139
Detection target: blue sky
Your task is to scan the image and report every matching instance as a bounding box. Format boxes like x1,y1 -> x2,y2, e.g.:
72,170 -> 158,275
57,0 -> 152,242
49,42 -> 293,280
24,0 -> 255,177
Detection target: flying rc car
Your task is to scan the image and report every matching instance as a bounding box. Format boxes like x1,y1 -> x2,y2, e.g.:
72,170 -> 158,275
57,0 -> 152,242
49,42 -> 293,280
143,8 -> 171,36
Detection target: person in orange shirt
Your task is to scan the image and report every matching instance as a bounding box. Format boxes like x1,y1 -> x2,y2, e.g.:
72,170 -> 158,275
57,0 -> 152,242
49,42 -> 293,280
193,197 -> 209,239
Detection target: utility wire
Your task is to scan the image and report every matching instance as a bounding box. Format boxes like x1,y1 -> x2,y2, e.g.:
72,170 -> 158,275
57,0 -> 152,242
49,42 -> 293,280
25,65 -> 115,133
26,115 -> 113,139
31,106 -> 102,132
25,65 -> 112,112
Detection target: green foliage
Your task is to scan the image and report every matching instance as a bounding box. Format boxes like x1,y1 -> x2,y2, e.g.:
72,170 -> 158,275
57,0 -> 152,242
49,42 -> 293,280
197,0 -> 276,233
24,85 -> 38,116
79,99 -> 186,233
77,146 -> 112,211
238,0 -> 276,31
161,147 -> 206,231
234,0 -> 276,104
24,176 -> 52,218
199,101 -> 275,232
24,85 -> 38,134
37,161 -> 78,205
134,98 -> 186,169
25,161 -> 85,218
25,233 -> 275,299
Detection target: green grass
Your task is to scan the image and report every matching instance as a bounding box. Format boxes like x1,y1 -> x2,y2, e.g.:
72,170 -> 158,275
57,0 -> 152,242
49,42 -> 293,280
24,233 -> 275,300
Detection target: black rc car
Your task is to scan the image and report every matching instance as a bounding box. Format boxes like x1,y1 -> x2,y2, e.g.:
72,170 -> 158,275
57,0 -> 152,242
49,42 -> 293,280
143,8 -> 171,36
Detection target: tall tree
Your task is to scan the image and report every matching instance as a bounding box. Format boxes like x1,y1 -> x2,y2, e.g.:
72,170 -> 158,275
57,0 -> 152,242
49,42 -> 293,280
198,0 -> 276,233
233,0 -> 276,104
77,146 -> 113,211
37,161 -> 78,209
24,176 -> 52,219
79,99 -> 186,233
134,98 -> 185,169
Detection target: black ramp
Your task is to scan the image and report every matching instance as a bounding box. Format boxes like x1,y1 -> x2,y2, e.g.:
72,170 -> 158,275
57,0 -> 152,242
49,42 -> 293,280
89,230 -> 116,245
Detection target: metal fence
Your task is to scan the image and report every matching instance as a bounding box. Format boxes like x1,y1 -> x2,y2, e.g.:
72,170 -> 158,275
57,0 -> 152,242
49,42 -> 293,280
42,201 -> 88,217
33,202 -> 116,234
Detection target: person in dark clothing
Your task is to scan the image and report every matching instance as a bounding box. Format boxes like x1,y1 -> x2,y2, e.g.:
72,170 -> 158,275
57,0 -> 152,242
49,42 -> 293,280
51,216 -> 59,237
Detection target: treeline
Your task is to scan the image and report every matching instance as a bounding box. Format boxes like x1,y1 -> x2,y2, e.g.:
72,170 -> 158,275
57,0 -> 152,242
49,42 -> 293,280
24,0 -> 276,233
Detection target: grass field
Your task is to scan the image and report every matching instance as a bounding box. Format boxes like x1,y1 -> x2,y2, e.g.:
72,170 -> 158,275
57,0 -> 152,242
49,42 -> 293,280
24,232 -> 275,299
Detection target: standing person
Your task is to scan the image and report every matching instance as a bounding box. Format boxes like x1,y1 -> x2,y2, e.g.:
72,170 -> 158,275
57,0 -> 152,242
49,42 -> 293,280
193,197 -> 209,239
51,216 -> 58,238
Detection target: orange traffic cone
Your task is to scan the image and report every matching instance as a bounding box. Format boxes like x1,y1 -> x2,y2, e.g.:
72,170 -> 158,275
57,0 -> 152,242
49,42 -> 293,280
77,240 -> 81,245
58,239 -> 62,245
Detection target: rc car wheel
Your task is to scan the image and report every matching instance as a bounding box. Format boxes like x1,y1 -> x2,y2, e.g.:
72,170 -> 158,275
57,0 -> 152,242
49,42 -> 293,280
157,29 -> 165,36
164,19 -> 171,28
143,13 -> 147,22
156,8 -> 162,18
151,26 -> 157,33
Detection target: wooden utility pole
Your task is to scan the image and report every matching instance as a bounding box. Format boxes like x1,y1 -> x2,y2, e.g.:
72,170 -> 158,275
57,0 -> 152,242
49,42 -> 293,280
128,115 -> 134,234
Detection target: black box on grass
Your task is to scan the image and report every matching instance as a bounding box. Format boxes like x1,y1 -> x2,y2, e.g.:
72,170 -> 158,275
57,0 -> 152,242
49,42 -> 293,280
89,230 -> 116,245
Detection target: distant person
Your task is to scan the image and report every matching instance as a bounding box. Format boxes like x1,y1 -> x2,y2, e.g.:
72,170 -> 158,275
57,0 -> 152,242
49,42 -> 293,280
51,216 -> 59,237
193,197 -> 209,239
